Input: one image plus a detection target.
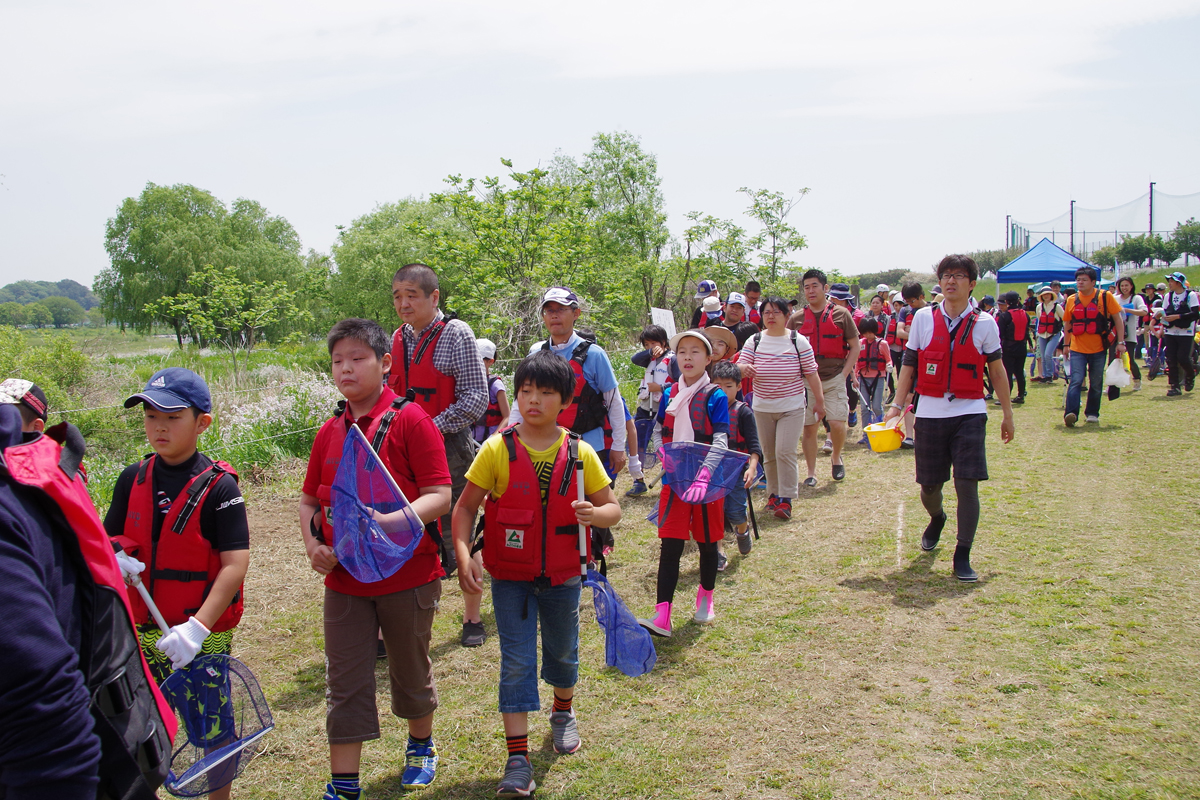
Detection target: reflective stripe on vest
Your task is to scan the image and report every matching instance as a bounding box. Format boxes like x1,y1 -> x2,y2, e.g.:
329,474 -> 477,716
481,428 -> 589,584
118,456 -> 243,631
915,306 -> 987,400
388,321 -> 458,418
4,424 -> 177,793
798,303 -> 849,359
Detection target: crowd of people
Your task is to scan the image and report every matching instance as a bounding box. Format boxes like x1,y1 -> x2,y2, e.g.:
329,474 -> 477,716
2,256 -> 1194,799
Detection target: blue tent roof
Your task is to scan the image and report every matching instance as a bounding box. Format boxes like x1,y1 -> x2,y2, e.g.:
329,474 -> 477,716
997,238 -> 1095,284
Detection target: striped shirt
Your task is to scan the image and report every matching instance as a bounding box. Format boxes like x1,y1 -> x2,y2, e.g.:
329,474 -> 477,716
738,331 -> 818,413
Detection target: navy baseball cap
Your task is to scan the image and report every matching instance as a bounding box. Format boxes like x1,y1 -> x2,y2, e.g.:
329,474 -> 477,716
540,286 -> 582,309
694,279 -> 718,299
124,368 -> 212,413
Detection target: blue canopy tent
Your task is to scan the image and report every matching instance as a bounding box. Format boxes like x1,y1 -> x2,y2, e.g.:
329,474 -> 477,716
997,238 -> 1099,285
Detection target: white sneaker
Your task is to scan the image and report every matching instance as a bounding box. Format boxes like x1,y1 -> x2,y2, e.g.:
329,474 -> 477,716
820,438 -> 834,455
1085,415 -> 1099,423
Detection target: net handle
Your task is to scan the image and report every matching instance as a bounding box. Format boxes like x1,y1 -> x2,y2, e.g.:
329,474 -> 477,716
132,575 -> 171,636
347,425 -> 412,505
577,453 -> 587,579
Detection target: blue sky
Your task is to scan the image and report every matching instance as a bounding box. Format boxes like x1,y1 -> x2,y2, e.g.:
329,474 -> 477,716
2,0 -> 1198,287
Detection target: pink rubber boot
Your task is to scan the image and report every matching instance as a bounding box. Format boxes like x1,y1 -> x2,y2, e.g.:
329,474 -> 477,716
694,587 -> 715,623
638,602 -> 672,637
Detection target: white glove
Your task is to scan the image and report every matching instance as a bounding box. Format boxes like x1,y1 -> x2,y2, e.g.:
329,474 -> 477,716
115,551 -> 145,586
155,616 -> 210,670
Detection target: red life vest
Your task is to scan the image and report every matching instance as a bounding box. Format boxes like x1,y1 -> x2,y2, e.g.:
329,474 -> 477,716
749,306 -> 761,327
1038,303 -> 1063,335
1009,308 -> 1029,341
543,339 -> 613,450
660,385 -> 720,445
915,306 -> 987,400
388,319 -> 458,419
111,456 -> 243,632
797,303 -> 849,359
727,400 -> 749,453
1069,291 -> 1112,337
473,375 -> 504,442
482,428 -> 590,585
857,338 -> 887,372
4,423 -> 177,793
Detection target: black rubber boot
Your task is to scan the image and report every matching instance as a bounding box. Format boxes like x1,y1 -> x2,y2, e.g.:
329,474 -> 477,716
953,545 -> 978,582
921,512 -> 947,552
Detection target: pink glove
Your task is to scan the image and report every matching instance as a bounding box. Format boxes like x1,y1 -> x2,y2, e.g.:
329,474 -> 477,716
681,466 -> 712,503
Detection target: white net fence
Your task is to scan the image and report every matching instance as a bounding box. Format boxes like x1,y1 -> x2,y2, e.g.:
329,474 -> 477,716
1011,189 -> 1200,262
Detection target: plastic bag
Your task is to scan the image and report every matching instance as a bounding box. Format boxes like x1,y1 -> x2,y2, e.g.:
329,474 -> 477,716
1104,358 -> 1130,388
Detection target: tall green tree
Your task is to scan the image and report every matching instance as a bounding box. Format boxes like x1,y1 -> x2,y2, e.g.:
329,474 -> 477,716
39,296 -> 86,327
1174,218 -> 1200,261
329,199 -> 442,324
416,160 -> 603,354
0,302 -> 27,327
25,303 -> 53,328
97,183 -> 304,345
1151,233 -> 1179,268
1116,234 -> 1154,268
740,187 -> 808,284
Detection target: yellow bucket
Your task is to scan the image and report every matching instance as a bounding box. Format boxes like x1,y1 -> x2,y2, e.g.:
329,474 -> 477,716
864,421 -> 904,453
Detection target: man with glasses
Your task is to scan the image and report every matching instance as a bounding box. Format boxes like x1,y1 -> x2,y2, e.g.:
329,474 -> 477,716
1062,266 -> 1125,425
885,255 -> 1014,582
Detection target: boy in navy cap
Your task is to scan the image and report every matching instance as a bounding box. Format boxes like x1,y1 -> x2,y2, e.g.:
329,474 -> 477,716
103,368 -> 249,800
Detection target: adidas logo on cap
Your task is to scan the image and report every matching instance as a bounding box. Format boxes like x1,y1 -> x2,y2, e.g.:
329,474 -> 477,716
151,376 -> 167,387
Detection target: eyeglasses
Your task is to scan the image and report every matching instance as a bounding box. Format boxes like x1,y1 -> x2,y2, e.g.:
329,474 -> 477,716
940,272 -> 972,282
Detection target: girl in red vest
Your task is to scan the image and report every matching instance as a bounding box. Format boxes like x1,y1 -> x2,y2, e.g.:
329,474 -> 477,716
997,292 -> 1030,404
639,330 -> 732,637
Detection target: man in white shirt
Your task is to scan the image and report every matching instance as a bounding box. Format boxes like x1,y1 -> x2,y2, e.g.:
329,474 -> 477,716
1160,271 -> 1198,396
885,255 -> 1015,582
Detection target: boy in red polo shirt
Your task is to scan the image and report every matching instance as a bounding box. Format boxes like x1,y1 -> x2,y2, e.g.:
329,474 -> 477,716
300,319 -> 452,799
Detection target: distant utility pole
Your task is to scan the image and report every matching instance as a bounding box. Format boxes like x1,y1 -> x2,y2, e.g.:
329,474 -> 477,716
1149,182 -> 1155,234
1069,201 -> 1075,255
1006,214 -> 1011,250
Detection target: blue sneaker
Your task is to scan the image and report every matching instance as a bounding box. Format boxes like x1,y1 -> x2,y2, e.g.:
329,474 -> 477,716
625,479 -> 648,497
848,410 -> 858,427
322,784 -> 359,800
401,738 -> 438,789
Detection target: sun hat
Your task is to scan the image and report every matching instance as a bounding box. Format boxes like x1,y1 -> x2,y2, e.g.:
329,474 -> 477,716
476,338 -> 497,360
1038,286 -> 1056,299
828,283 -> 855,301
540,287 -> 582,309
701,296 -> 722,313
694,279 -> 718,299
1166,271 -> 1187,285
669,329 -> 713,355
124,368 -> 212,414
701,325 -> 736,356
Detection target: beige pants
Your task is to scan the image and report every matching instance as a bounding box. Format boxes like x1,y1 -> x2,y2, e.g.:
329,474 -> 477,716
753,406 -> 806,498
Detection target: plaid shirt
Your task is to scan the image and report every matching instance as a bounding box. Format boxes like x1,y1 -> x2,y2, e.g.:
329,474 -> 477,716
396,310 -> 488,434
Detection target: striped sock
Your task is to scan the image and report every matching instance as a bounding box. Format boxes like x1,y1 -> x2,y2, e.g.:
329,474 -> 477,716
552,694 -> 573,713
506,734 -> 529,758
330,773 -> 360,799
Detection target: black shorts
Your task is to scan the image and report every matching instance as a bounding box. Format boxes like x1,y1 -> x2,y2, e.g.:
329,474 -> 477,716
913,413 -> 988,485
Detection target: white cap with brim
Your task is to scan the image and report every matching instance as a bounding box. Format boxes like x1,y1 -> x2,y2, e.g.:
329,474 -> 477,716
476,338 -> 497,360
669,329 -> 713,355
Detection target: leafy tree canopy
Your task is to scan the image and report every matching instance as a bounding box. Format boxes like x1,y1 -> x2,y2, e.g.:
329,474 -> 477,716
0,279 -> 98,309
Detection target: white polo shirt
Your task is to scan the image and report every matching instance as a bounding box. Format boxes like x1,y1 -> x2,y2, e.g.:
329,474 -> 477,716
906,303 -> 1002,419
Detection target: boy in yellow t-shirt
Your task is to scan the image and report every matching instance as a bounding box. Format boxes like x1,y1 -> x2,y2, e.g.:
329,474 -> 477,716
451,351 -> 619,797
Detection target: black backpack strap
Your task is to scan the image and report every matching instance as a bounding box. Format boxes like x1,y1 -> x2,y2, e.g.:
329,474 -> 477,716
413,320 -> 445,364
135,456 -> 152,485
571,340 -> 592,365
334,399 -> 347,418
502,428 -> 518,462
170,463 -> 225,535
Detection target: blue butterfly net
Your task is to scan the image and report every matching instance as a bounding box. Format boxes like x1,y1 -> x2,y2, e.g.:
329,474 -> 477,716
584,567 -> 657,677
331,426 -> 424,583
635,417 -> 657,471
659,442 -> 750,505
158,655 -> 274,797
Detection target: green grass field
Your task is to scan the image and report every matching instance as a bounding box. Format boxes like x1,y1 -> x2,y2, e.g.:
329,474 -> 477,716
229,362 -> 1200,799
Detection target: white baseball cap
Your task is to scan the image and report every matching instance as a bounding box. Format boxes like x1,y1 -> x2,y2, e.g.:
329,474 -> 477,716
876,284 -> 890,293
476,338 -> 497,360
